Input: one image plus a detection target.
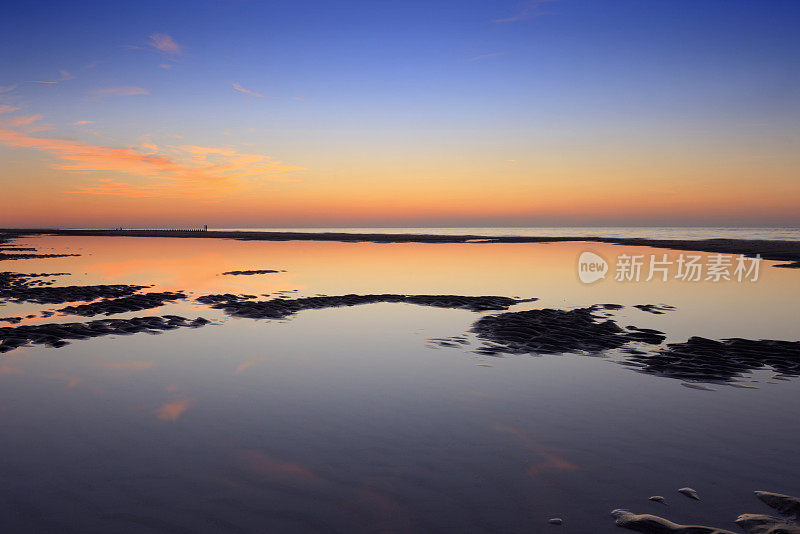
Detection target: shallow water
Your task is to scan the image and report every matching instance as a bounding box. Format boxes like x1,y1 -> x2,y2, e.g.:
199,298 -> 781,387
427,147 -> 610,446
1,235 -> 799,533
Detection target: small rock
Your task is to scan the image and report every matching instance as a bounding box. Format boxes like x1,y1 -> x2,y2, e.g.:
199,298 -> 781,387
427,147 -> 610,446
679,487 -> 700,500
649,496 -> 667,505
754,490 -> 800,519
547,518 -> 563,525
612,509 -> 736,533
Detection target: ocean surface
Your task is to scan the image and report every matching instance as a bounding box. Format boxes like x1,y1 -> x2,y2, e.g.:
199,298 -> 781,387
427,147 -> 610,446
1,234 -> 799,533
214,227 -> 800,241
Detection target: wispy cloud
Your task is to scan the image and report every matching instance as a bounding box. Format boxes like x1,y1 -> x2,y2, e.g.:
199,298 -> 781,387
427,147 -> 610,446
125,33 -> 184,68
30,70 -> 75,84
0,105 -> 20,114
73,120 -> 94,126
0,114 -> 53,134
0,115 -> 303,199
494,0 -> 555,23
1,114 -> 44,128
468,51 -> 508,62
232,82 -> 264,98
148,33 -> 184,55
93,86 -> 150,97
0,84 -> 18,94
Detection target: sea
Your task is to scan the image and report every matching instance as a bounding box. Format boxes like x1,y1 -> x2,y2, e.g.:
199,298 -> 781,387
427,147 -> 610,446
0,229 -> 798,533
215,226 -> 800,241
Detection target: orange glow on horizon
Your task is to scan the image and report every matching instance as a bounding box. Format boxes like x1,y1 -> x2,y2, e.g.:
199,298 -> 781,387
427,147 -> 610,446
2,109 -> 798,227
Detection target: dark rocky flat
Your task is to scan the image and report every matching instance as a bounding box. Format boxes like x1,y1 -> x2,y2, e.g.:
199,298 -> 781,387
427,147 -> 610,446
0,252 -> 80,261
0,315 -> 210,353
1,271 -> 70,290
1,270 -> 143,305
471,307 -> 666,355
196,293 -> 534,319
1,283 -> 146,305
0,233 -> 80,261
623,337 -> 800,382
58,291 -> 186,316
597,303 -> 625,310
220,269 -> 285,275
465,307 -> 800,384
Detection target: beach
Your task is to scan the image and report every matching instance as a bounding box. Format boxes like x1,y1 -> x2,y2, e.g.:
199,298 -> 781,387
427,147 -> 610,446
4,0 -> 799,530
1,230 -> 799,532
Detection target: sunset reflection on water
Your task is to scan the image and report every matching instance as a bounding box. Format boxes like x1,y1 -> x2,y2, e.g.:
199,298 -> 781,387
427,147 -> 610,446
9,235 -> 800,340
0,235 -> 799,533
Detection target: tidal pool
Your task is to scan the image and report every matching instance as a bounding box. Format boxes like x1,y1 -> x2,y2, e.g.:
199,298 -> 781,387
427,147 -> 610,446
0,235 -> 798,533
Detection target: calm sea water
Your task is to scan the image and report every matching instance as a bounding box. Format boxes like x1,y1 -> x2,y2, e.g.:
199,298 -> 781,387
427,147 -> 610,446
215,227 -> 800,241
1,235 -> 798,533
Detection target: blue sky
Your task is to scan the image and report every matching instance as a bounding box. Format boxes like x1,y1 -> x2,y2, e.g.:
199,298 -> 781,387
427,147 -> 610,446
1,0 -> 798,227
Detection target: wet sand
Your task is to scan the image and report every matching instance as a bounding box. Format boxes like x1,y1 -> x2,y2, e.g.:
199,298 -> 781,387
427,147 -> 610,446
220,269 -> 285,275
196,293 -> 535,318
624,336 -> 800,382
470,306 -> 666,355
58,291 -> 187,316
0,315 -> 210,352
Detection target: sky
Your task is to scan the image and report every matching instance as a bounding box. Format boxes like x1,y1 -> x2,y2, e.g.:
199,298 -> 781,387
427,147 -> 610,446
1,0 -> 798,228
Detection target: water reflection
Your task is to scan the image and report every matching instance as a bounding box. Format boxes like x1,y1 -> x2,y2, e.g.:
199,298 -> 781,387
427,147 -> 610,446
6,235 -> 800,341
240,450 -> 320,483
494,425 -> 581,478
155,398 -> 193,422
0,235 -> 799,532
